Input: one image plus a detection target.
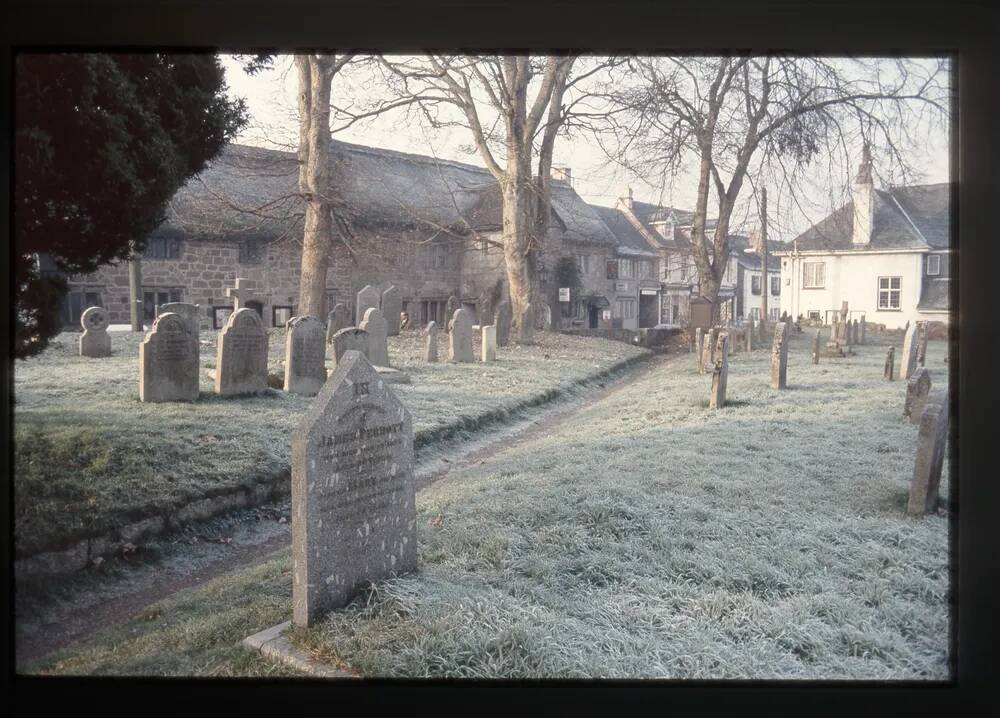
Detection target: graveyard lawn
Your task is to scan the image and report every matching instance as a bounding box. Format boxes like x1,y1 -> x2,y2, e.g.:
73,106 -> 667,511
31,333 -> 952,679
14,328 -> 648,560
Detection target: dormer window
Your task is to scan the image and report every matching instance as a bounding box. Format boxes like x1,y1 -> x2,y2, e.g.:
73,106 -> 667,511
926,255 -> 941,276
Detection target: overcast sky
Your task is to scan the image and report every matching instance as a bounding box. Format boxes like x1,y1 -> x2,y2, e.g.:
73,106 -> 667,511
219,55 -> 950,241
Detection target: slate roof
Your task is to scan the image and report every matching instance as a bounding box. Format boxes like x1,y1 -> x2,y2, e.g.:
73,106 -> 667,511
589,205 -> 660,256
917,278 -> 952,311
629,200 -> 694,227
784,183 -> 952,252
155,141 -> 618,247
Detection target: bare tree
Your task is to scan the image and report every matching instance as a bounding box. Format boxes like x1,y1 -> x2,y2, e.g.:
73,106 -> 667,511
364,54 -> 579,341
601,56 -> 950,323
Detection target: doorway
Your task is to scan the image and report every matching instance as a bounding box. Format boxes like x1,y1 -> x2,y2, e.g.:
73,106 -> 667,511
588,305 -> 599,329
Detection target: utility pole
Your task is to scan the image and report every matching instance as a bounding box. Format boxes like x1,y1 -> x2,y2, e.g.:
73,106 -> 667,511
760,187 -> 769,336
128,257 -> 143,332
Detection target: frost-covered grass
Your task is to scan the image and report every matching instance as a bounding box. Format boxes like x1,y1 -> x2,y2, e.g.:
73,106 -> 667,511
29,333 -> 952,679
292,332 -> 951,680
14,327 -> 647,555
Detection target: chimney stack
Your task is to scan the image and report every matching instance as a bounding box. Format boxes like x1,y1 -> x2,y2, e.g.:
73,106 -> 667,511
852,145 -> 874,246
551,166 -> 572,186
622,185 -> 634,210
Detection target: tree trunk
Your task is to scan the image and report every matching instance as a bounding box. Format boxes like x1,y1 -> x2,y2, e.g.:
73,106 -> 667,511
128,257 -> 143,331
296,56 -> 334,320
502,159 -> 537,342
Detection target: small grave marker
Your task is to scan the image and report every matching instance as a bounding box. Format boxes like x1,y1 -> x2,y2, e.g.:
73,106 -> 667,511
215,308 -> 269,396
79,306 -> 112,358
284,316 -> 328,396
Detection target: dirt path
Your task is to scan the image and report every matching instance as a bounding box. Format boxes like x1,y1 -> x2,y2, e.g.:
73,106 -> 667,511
17,351 -> 677,669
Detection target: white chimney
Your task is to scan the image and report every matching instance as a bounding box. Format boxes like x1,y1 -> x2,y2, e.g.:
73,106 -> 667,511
621,185 -> 634,210
551,166 -> 572,185
852,145 -> 874,246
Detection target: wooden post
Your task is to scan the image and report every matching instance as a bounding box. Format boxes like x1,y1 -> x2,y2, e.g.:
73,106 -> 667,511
128,257 -> 143,332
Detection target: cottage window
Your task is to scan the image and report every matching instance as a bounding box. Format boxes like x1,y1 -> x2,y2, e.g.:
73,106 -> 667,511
575,254 -> 590,275
143,288 -> 182,321
751,275 -> 762,295
877,276 -> 902,310
769,307 -> 780,321
808,310 -> 821,321
614,298 -> 636,319
618,258 -> 635,279
606,260 -> 618,280
750,307 -> 760,322
433,244 -> 448,270
802,261 -> 825,289
638,260 -> 652,279
272,305 -> 293,327
771,276 -> 781,296
926,255 -> 941,276
143,237 -> 182,260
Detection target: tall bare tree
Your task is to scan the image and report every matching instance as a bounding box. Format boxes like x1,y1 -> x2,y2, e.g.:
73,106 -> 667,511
602,56 -> 949,323
366,55 -> 579,341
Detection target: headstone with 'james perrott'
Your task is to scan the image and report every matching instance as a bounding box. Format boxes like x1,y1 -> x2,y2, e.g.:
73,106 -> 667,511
291,350 -> 416,627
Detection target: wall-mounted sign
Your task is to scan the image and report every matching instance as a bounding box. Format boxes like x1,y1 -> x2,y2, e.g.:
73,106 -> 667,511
615,282 -> 629,292
559,287 -> 570,302
640,289 -> 659,296
602,310 -> 612,321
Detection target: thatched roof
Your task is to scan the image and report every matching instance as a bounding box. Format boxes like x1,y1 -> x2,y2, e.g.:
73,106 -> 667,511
155,141 -> 617,247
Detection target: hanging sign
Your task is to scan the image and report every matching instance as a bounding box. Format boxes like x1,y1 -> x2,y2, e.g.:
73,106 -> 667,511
559,288 -> 571,302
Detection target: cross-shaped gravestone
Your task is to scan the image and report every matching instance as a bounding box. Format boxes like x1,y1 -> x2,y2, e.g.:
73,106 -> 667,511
225,278 -> 256,311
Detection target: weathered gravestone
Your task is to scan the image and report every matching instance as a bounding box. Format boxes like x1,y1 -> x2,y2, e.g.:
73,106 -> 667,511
745,321 -> 753,352
481,324 -> 497,362
884,346 -> 895,380
710,333 -> 729,409
444,295 -> 459,333
771,322 -> 789,389
331,327 -> 369,367
159,302 -> 202,335
284,316 -> 328,396
900,323 -> 919,380
449,307 -> 474,362
852,319 -> 859,345
360,308 -> 390,367
424,321 -> 438,362
494,301 -> 513,347
812,329 -> 821,364
216,308 -> 269,397
381,286 -> 402,337
356,285 -> 381,326
517,303 -> 535,344
694,328 -> 704,373
326,303 -> 352,345
140,312 -> 199,402
291,350 -> 416,626
704,326 -> 720,371
224,278 -> 257,312
860,316 -> 867,344
906,390 -> 949,515
79,306 -> 112,358
903,367 -> 933,425
917,322 -> 929,367
534,302 -> 552,331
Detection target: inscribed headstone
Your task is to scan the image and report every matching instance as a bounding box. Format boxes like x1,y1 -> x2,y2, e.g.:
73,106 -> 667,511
444,295 -> 459,333
79,306 -> 111,358
381,286 -> 402,337
291,350 -> 416,626
917,322 -> 928,367
159,302 -> 201,335
745,321 -> 753,352
710,333 -> 729,409
900,323 -> 919,380
884,346 -> 895,380
139,312 -> 199,402
906,390 -> 949,515
903,367 -> 933,425
424,321 -> 438,363
860,316 -> 867,344
360,308 -> 390,367
284,316 -> 328,396
326,303 -> 351,344
215,308 -> 268,396
771,322 -> 789,389
331,327 -> 370,367
695,328 -> 704,373
356,285 -> 381,326
449,307 -> 474,362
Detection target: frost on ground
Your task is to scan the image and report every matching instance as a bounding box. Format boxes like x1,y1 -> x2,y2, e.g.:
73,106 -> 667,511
13,328 -> 647,556
293,333 -> 951,680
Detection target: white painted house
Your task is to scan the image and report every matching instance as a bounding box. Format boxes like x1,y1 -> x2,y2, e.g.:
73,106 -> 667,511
775,152 -> 953,329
